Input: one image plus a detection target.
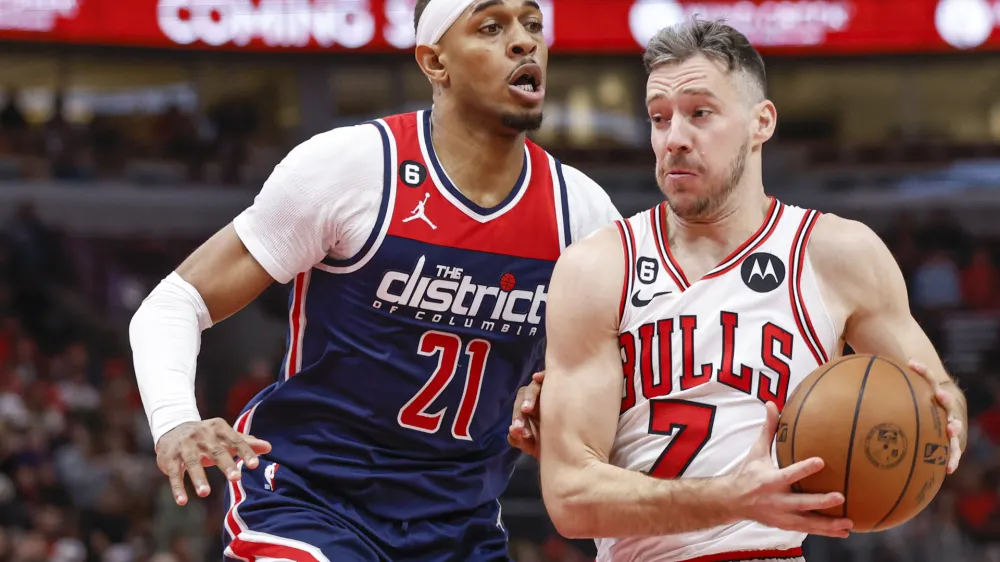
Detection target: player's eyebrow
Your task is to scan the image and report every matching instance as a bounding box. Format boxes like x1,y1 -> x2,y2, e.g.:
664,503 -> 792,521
471,0 -> 541,16
645,88 -> 718,105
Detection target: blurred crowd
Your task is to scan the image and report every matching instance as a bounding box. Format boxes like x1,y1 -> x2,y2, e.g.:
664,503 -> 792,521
0,130 -> 998,561
0,86 -> 270,186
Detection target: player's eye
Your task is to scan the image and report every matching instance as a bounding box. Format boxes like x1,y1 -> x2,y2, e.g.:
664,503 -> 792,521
524,21 -> 543,33
693,109 -> 712,119
481,23 -> 501,34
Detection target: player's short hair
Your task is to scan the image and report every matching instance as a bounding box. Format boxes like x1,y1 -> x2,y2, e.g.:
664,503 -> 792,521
643,18 -> 767,103
414,0 -> 433,35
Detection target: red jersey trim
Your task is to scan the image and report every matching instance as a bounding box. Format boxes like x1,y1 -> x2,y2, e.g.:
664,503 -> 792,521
703,198 -> 783,279
680,546 -> 804,561
788,209 -> 829,367
615,219 -> 637,323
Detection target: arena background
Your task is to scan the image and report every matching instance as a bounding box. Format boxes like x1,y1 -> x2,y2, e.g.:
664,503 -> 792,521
1,0 -> 999,560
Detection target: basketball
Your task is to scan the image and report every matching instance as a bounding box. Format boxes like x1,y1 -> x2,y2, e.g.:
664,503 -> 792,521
775,354 -> 950,533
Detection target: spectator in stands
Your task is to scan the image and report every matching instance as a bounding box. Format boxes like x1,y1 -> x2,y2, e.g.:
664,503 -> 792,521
918,209 -> 972,263
43,93 -> 86,181
962,243 -> 1000,311
0,86 -> 28,154
912,248 -> 963,312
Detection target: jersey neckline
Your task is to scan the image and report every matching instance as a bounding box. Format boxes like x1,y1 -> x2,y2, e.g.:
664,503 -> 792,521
651,197 -> 784,291
417,110 -> 531,223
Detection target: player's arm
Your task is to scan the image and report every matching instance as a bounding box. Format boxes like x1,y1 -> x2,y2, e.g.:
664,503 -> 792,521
539,227 -> 851,539
130,125 -> 382,504
811,214 -> 967,472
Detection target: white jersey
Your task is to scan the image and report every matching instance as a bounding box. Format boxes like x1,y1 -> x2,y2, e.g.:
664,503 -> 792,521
598,200 -> 841,562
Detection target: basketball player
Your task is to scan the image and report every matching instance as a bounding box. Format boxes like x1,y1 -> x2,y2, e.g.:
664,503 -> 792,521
536,19 -> 968,562
128,0 -> 619,560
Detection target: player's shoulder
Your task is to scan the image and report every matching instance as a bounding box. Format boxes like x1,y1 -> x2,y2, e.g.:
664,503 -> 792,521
285,122 -> 384,172
269,122 -> 386,201
557,223 -> 623,273
810,213 -> 888,265
554,163 -> 623,241
558,163 -> 611,202
809,212 -> 897,294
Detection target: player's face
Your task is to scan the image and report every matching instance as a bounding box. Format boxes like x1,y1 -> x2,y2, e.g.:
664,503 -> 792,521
646,55 -> 755,220
438,0 -> 548,132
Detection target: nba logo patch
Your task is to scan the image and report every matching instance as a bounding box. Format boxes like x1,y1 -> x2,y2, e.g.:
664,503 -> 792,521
264,463 -> 280,491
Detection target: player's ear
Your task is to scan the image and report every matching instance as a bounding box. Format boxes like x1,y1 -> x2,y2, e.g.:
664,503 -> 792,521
750,99 -> 777,146
415,44 -> 448,87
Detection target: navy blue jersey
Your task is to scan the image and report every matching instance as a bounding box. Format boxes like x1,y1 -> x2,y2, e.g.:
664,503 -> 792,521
230,111 -> 575,522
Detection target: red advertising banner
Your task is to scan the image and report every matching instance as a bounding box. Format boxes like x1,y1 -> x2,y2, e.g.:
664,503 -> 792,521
2,0 -> 1000,55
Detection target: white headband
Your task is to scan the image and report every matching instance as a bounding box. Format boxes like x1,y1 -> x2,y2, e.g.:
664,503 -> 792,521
415,0 -> 477,46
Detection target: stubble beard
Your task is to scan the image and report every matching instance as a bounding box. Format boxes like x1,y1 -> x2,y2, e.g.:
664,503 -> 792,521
663,138 -> 750,221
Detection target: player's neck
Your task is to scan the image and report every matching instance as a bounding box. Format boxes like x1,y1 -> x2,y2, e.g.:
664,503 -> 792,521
429,106 -> 526,209
667,178 -> 770,252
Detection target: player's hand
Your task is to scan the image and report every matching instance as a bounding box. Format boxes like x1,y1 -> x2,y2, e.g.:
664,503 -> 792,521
155,418 -> 272,506
728,402 -> 853,538
909,359 -> 965,473
508,371 -> 544,458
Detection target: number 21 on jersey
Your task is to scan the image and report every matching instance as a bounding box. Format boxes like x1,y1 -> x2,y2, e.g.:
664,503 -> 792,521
397,330 -> 491,441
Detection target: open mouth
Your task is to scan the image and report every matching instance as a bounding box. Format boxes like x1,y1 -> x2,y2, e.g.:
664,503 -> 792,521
509,65 -> 542,93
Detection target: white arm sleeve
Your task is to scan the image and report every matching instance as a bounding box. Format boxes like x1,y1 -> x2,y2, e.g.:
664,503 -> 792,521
130,272 -> 213,446
132,124 -> 385,446
561,164 -> 623,242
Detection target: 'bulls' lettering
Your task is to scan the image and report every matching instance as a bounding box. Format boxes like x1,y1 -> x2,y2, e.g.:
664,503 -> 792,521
619,332 -> 637,413
638,321 -> 674,399
679,316 -> 705,390
758,322 -> 793,411
717,311 -> 753,394
618,312 -> 792,414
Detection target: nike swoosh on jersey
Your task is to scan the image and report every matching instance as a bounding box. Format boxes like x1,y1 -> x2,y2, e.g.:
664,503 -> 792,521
630,290 -> 672,307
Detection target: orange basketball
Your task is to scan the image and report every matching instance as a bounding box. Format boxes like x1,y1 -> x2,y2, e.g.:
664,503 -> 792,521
775,354 -> 950,533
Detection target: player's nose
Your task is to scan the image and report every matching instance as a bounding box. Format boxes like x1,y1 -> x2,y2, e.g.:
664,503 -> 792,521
663,120 -> 693,155
507,24 -> 538,58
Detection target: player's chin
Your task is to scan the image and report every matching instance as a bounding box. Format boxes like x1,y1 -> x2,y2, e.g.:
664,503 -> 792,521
499,108 -> 544,133
662,190 -> 710,219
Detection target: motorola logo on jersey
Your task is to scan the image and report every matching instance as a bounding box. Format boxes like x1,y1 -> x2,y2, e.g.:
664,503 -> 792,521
374,256 -> 546,337
741,252 -> 786,293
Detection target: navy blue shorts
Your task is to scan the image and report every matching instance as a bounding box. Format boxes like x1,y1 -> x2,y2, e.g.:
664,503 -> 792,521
221,457 -> 511,562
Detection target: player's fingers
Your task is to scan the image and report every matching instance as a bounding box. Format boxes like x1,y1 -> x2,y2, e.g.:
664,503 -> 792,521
232,433 -> 270,469
785,513 -> 852,538
907,359 -> 929,377
521,381 -> 542,415
776,457 -> 825,487
947,418 -> 963,439
206,441 -> 240,481
511,387 -> 529,423
508,424 -> 524,446
232,439 -> 258,471
245,436 -> 273,455
532,371 -> 545,383
775,490 -> 844,512
934,388 -> 954,411
166,462 -> 188,505
948,434 -> 962,474
750,401 -> 779,456
183,451 -> 212,497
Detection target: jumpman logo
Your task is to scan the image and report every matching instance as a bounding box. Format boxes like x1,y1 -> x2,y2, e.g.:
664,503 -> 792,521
402,192 -> 437,230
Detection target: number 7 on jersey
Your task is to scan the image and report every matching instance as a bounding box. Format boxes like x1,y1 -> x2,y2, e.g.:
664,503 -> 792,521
397,330 -> 491,441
